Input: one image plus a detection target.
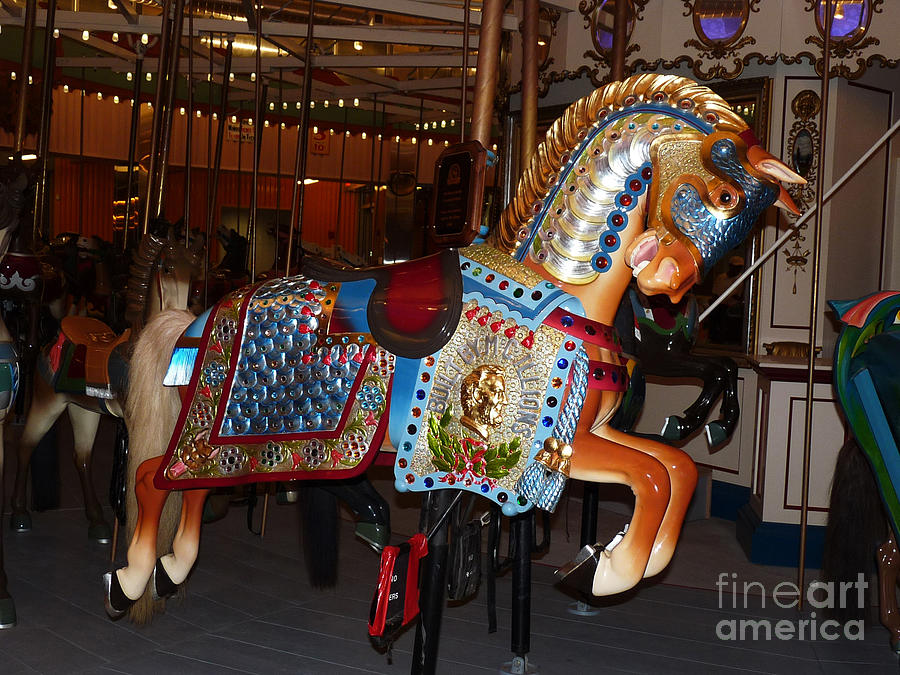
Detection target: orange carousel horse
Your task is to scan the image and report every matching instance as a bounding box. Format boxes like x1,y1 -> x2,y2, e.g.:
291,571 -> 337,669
104,75 -> 803,622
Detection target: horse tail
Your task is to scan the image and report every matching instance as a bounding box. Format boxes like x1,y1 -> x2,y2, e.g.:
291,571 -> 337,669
823,437 -> 885,623
300,486 -> 339,587
123,308 -> 194,624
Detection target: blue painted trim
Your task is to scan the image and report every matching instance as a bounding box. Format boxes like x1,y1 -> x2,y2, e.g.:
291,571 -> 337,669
736,504 -> 825,568
332,278 -> 376,334
186,307 -> 213,338
853,368 -> 900,500
710,481 -> 751,521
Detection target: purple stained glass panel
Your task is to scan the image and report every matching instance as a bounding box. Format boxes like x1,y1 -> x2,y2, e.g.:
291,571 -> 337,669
698,16 -> 744,41
818,1 -> 868,39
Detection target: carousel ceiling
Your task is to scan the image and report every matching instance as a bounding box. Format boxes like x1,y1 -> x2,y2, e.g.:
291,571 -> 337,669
0,0 -> 561,131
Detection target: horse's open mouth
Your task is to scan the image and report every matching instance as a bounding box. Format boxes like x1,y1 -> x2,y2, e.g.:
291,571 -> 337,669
627,233 -> 659,278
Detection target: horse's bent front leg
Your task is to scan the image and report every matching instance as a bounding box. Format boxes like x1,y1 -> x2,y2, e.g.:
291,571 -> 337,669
562,392 -> 673,596
114,456 -> 170,601
597,424 -> 697,578
68,404 -> 112,542
155,487 -> 209,597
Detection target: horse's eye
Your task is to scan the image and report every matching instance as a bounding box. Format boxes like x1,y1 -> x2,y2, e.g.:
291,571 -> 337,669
710,184 -> 739,210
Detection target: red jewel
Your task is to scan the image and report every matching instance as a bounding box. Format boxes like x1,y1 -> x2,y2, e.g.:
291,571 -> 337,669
485,274 -> 495,283
298,324 -> 311,333
605,234 -> 618,247
322,355 -> 332,366
300,306 -> 313,316
490,320 -> 503,333
499,280 -> 509,290
305,293 -> 316,301
597,257 -> 608,269
611,214 -> 624,227
642,167 -> 652,180
302,354 -> 313,364
565,341 -> 575,351
446,474 -> 456,485
398,458 -> 408,468
629,179 -> 642,192
309,281 -> 320,290
521,332 -> 534,349
465,307 -> 479,320
478,312 -> 491,326
421,372 -> 430,382
504,326 -> 518,338
406,473 -> 415,483
619,194 -> 633,207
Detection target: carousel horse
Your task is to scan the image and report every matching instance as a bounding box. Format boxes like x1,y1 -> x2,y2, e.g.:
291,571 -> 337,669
824,291 -> 900,652
614,285 -> 739,448
104,75 -> 803,622
8,223 -> 202,542
189,225 -> 249,313
0,164 -> 31,628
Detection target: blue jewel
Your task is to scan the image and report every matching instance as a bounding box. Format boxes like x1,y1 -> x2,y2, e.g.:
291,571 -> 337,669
402,441 -> 412,451
542,416 -> 554,428
424,477 -> 434,488
557,358 -> 568,369
560,315 -> 574,328
481,484 -> 490,493
416,389 -> 426,400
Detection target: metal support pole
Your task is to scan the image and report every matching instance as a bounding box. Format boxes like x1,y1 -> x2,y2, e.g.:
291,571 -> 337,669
520,0 -> 538,170
248,0 -> 262,282
611,0 -> 628,81
274,71 -> 283,271
154,0 -> 187,221
460,0 -> 470,143
469,0 -> 503,148
14,0 -> 37,156
510,512 -> 532,658
142,0 -> 174,235
286,0 -> 316,275
183,0 -> 194,235
411,490 -> 454,675
33,0 -> 58,243
798,0 -> 834,608
123,55 -> 144,252
205,31 -> 214,291
206,36 -> 234,284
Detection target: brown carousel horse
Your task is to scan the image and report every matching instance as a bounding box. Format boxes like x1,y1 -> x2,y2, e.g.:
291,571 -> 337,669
104,75 -> 803,623
0,164 -> 30,628
9,223 -> 202,542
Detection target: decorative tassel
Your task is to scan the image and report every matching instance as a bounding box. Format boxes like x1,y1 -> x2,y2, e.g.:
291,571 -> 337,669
163,346 -> 198,386
515,437 -> 573,513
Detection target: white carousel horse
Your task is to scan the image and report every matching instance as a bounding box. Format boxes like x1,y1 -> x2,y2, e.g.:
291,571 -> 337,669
104,75 -> 804,623
9,224 -> 202,542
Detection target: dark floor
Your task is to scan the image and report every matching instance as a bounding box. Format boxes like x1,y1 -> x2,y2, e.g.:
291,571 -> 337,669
1,417 -> 898,674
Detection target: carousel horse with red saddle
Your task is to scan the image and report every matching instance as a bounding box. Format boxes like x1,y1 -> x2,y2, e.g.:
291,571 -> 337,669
8,221 -> 203,544
104,75 -> 804,623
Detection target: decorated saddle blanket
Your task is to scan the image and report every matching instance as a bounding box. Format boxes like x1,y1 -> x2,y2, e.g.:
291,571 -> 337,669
155,245 -> 622,511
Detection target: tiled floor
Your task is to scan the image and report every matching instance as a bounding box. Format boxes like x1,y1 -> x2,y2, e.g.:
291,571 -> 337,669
1,418 -> 898,674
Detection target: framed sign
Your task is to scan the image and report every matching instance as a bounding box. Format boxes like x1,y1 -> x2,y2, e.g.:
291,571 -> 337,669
429,140 -> 487,248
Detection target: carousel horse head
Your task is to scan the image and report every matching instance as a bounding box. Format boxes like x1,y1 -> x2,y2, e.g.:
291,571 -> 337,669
124,220 -> 203,328
0,165 -> 30,257
496,74 -> 804,304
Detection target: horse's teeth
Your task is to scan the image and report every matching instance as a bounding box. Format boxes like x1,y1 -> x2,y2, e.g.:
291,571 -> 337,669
632,259 -> 650,278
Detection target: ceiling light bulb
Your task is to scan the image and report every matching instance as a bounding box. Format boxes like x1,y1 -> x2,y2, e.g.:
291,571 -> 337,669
329,128 -> 334,135
196,110 -> 202,117
82,30 -> 89,41
338,99 -> 344,107
146,72 -> 152,81
264,120 -> 269,127
282,102 -> 287,110
323,100 -> 329,108
126,72 -> 133,81
229,72 -> 235,82
179,107 -> 185,115
309,101 -> 314,109
114,95 -> 119,103
250,72 -> 256,82
231,115 -> 237,123
313,126 -> 318,133
423,122 -> 429,130
63,83 -> 68,92
247,118 -> 253,126
353,98 -> 359,107
9,72 -> 15,81
353,40 -> 363,51
141,33 -> 149,45
28,75 -> 32,84
212,112 -> 218,120
395,135 -> 400,143
280,122 -> 286,129
345,130 -> 350,137
97,92 -> 103,100
441,120 -> 446,128
53,28 -> 59,38
428,138 -> 433,146
112,32 -> 119,42
361,132 -> 366,140
268,102 -> 274,110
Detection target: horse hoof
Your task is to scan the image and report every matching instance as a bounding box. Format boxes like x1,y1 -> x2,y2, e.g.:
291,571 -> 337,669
355,522 -> 390,552
555,544 -> 604,595
0,597 -> 16,629
88,521 -> 113,544
151,559 -> 179,601
661,416 -> 685,441
9,511 -> 31,533
103,571 -> 134,620
705,421 -> 730,449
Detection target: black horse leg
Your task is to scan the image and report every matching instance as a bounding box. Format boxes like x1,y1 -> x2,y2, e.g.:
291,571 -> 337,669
0,457 -> 15,628
320,474 -> 391,551
704,357 -> 739,448
658,354 -> 729,443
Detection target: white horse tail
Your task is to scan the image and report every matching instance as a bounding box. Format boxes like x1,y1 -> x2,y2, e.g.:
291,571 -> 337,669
124,308 -> 193,624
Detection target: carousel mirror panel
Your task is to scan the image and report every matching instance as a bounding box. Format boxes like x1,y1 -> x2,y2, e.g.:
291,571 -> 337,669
691,0 -> 751,46
815,0 -> 873,42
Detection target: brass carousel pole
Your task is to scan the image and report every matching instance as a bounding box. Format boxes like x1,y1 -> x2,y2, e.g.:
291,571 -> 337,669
248,0 -> 262,283
183,0 -> 194,239
123,51 -> 145,253
797,0 -> 834,609
611,0 -> 628,82
460,0 -> 470,142
13,0 -> 36,159
469,0 -> 502,148
153,0 -> 187,222
286,0 -> 316,275
520,0 -> 538,169
142,0 -> 174,235
33,0 -> 58,244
